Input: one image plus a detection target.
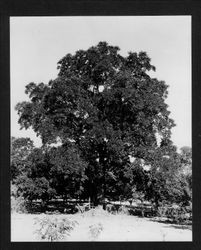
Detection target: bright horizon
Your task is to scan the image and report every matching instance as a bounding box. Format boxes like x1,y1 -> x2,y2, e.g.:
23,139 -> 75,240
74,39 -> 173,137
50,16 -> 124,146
10,16 -> 191,150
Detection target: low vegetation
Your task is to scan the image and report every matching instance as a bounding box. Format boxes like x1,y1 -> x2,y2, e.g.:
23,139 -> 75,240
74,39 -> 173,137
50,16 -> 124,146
89,223 -> 103,240
34,216 -> 78,241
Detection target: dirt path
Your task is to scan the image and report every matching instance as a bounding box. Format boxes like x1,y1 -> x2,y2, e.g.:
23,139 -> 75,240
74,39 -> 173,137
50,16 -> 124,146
11,209 -> 192,242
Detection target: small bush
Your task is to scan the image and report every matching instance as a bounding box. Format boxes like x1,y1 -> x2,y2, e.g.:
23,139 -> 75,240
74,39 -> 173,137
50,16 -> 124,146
89,223 -> 103,240
106,204 -> 118,214
157,205 -> 168,218
157,204 -> 192,224
34,216 -> 78,241
118,206 -> 130,215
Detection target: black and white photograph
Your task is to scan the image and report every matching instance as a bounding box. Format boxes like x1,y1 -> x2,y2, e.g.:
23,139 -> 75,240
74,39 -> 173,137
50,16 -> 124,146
10,16 -> 192,241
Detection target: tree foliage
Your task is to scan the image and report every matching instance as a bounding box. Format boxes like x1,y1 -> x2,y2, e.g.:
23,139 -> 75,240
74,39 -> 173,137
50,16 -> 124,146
11,137 -> 34,180
15,42 -> 190,207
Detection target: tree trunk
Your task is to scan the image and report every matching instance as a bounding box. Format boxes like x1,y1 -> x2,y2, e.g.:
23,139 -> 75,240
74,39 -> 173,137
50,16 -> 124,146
89,180 -> 99,207
41,199 -> 47,212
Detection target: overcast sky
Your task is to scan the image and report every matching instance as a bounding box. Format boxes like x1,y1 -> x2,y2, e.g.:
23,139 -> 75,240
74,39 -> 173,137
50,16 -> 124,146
10,16 -> 191,150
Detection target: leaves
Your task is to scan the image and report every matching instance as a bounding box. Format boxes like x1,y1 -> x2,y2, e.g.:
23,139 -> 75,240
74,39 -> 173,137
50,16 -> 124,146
34,216 -> 78,241
15,42 -> 179,204
11,137 -> 34,180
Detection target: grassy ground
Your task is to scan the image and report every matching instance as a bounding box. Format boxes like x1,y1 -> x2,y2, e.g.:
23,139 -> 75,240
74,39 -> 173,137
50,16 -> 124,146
11,206 -> 192,242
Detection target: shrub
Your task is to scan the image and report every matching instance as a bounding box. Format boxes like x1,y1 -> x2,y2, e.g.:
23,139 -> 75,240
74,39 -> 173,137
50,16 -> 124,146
105,204 -> 118,214
89,223 -> 103,240
157,203 -> 192,224
118,206 -> 130,215
157,205 -> 168,218
34,216 -> 78,241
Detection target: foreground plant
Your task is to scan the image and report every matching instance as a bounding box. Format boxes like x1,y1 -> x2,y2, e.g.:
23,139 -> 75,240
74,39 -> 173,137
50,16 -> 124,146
89,223 -> 103,240
34,216 -> 78,241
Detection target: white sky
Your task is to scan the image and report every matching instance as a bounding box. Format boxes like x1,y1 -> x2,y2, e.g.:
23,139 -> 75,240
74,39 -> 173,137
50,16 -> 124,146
10,16 -> 191,150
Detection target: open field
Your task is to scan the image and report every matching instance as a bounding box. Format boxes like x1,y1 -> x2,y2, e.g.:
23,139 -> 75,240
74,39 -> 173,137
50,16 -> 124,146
11,206 -> 192,242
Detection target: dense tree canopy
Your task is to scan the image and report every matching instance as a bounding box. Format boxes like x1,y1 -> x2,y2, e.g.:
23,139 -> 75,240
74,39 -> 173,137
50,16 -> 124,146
15,42 -> 179,205
11,137 -> 34,180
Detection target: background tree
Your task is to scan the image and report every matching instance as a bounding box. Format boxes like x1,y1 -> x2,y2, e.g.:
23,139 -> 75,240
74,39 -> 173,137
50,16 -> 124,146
180,146 -> 192,174
143,143 -> 192,206
14,143 -> 87,208
15,41 -> 175,207
13,147 -> 56,209
11,137 -> 34,181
